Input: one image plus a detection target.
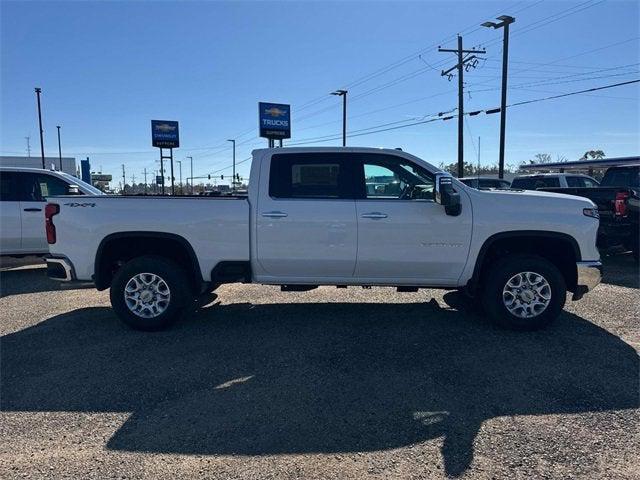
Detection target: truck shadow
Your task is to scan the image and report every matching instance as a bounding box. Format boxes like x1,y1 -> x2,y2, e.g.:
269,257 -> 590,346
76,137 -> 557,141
0,266 -> 93,298
1,300 -> 637,477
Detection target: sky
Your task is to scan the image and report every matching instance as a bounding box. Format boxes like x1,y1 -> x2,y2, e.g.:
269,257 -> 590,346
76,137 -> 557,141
1,0 -> 639,186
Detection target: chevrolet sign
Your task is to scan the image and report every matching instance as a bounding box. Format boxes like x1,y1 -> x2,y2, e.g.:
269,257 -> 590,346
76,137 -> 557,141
151,120 -> 180,148
259,102 -> 291,140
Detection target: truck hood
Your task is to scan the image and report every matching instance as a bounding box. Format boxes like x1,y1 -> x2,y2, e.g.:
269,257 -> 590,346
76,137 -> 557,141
474,188 -> 596,206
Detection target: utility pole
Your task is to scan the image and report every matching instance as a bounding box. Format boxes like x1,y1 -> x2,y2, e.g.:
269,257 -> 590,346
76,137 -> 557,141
438,37 -> 485,178
177,160 -> 182,195
34,88 -> 45,169
25,136 -> 31,157
122,164 -> 126,195
227,139 -> 235,191
187,156 -> 193,194
482,16 -> 515,179
56,126 -> 62,171
143,168 -> 148,194
331,89 -> 348,146
477,136 -> 481,181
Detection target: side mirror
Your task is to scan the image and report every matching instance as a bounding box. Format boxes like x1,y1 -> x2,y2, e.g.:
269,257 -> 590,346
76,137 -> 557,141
66,184 -> 81,195
435,173 -> 462,216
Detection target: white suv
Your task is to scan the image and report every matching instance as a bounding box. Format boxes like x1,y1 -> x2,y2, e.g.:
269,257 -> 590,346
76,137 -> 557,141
511,173 -> 599,190
0,167 -> 103,256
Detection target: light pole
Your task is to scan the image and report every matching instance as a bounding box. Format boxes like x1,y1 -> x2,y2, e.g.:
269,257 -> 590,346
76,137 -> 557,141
187,156 -> 193,194
56,126 -> 62,171
227,139 -> 235,191
177,160 -> 182,195
331,89 -> 347,146
482,15 -> 515,179
35,88 -> 45,168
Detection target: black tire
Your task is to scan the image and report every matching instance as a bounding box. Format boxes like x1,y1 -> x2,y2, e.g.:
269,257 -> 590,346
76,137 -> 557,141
481,254 -> 566,331
110,255 -> 192,331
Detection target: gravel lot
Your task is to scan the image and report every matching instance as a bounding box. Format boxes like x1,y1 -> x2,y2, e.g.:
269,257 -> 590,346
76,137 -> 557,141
1,254 -> 638,479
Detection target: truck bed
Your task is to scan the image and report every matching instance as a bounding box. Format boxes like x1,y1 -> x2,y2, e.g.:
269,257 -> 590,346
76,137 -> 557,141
48,195 -> 250,282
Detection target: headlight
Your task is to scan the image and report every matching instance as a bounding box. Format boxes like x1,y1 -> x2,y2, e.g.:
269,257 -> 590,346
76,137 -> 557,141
583,208 -> 599,219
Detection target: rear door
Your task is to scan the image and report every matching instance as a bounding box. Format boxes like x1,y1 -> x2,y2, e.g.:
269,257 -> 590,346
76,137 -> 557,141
255,152 -> 358,280
353,154 -> 472,284
19,173 -> 73,253
0,171 -> 22,253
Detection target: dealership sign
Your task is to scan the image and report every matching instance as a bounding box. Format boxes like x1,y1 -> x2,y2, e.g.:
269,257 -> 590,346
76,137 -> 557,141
151,120 -> 180,148
259,102 -> 291,139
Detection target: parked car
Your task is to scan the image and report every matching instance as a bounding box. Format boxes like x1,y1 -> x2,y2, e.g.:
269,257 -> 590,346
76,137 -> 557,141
511,173 -> 599,190
540,165 -> 639,259
459,177 -> 511,189
45,147 -> 601,332
0,167 -> 103,256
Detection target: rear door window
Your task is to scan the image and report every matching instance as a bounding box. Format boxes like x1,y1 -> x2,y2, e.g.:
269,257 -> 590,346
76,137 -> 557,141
269,153 -> 355,199
20,173 -> 70,201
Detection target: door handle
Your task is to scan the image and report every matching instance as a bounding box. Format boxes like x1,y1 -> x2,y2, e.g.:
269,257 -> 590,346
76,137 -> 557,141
261,211 -> 288,218
23,208 -> 42,212
361,212 -> 388,219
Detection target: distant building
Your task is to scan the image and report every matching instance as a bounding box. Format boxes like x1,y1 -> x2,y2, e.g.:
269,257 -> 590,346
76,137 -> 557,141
0,156 -> 77,176
91,172 -> 113,192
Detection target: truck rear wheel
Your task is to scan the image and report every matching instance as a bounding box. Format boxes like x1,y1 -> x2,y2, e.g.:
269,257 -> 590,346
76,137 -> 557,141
110,255 -> 191,331
481,254 -> 566,331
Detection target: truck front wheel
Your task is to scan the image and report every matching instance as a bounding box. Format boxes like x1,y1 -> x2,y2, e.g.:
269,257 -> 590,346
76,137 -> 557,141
481,254 -> 566,331
110,255 -> 191,331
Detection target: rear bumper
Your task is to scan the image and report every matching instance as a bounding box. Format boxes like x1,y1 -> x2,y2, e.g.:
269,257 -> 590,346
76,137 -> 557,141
573,261 -> 602,300
45,255 -> 76,281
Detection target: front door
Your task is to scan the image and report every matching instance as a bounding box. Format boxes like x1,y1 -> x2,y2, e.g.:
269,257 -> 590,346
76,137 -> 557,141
255,152 -> 357,280
354,154 -> 472,285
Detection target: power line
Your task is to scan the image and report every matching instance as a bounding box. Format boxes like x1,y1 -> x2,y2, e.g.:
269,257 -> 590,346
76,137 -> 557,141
136,78 -> 640,178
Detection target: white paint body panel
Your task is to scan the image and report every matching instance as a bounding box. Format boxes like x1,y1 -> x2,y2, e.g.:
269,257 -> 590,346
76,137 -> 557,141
50,197 -> 249,281
49,147 -> 600,287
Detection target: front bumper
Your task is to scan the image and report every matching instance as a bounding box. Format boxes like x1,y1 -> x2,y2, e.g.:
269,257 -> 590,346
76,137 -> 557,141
46,255 -> 76,282
573,261 -> 602,300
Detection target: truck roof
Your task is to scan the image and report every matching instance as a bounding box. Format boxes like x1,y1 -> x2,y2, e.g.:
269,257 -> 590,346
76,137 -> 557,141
252,146 -> 412,155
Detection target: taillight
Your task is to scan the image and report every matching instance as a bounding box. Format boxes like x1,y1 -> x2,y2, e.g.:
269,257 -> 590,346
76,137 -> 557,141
45,203 -> 60,244
614,191 -> 629,217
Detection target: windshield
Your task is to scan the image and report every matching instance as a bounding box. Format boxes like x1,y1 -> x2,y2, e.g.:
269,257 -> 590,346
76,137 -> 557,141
58,172 -> 104,195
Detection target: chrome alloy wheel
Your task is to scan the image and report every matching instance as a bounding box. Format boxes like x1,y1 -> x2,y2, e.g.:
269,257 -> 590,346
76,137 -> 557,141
124,272 -> 171,318
502,271 -> 551,319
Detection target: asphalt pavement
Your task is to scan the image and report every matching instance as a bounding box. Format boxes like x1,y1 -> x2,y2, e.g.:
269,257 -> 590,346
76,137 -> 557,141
0,253 -> 638,479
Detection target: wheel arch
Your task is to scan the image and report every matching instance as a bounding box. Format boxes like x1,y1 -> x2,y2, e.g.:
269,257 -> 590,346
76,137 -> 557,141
94,232 -> 203,292
468,231 -> 581,294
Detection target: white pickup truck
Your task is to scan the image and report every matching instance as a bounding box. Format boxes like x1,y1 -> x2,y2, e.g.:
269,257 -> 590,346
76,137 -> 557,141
45,147 -> 602,331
